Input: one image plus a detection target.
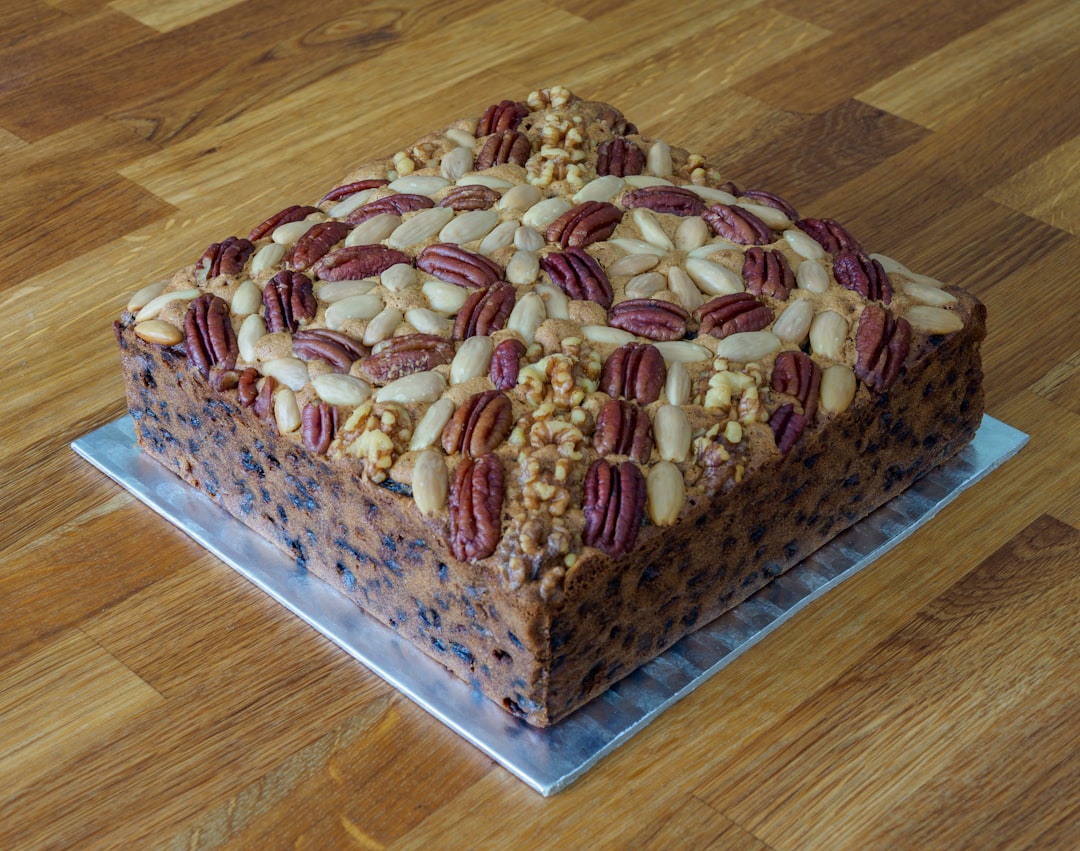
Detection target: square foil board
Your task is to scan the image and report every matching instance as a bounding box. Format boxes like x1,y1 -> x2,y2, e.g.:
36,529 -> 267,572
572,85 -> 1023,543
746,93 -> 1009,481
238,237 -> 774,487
73,415 -> 1027,796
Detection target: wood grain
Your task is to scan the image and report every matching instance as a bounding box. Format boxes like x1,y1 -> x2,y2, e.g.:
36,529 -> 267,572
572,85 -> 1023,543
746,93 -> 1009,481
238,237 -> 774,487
2,0 -> 1078,846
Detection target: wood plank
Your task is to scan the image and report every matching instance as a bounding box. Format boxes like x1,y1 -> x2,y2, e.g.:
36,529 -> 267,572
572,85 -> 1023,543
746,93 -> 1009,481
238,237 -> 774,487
986,133 -> 1080,237
111,0 -> 249,32
695,515 -> 1080,849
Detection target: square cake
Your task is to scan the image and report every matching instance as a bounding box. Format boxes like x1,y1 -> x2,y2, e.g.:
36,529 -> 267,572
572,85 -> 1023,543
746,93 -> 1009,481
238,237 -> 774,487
115,86 -> 985,726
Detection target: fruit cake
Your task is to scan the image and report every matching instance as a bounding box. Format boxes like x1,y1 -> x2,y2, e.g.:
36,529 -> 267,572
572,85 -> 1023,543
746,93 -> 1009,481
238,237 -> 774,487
114,85 -> 986,726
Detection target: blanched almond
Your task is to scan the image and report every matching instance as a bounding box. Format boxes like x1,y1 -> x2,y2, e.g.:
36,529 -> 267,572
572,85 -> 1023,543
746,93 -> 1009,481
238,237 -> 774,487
410,397 -> 455,450
450,335 -> 494,384
820,364 -> 857,414
783,228 -> 827,260
127,280 -> 167,312
346,213 -> 401,246
675,216 -> 710,251
809,311 -> 847,360
134,288 -> 200,322
387,207 -> 454,249
412,448 -> 449,516
311,373 -> 371,408
260,357 -> 309,391
685,257 -> 744,296
665,361 -> 691,405
237,314 -> 268,362
326,293 -> 384,329
666,266 -> 704,312
796,259 -> 830,293
405,307 -> 451,335
506,291 -> 546,344
376,370 -> 446,404
573,174 -> 624,203
772,298 -> 814,344
654,405 -> 691,462
439,208 -> 499,244
647,460 -> 684,526
363,307 -> 404,346
905,304 -> 964,334
134,319 -> 183,346
423,280 -> 470,314
713,330 -> 782,362
274,386 -> 301,433
231,280 -> 262,316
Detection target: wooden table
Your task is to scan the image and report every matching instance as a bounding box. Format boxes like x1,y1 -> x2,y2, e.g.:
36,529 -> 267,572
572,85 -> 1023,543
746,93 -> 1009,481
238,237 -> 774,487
3,1 -> 1078,846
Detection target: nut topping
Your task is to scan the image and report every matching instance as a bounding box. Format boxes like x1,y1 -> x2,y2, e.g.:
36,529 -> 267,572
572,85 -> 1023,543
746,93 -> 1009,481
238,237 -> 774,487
593,399 -> 653,462
438,184 -> 502,211
311,244 -> 412,281
346,193 -> 434,225
448,453 -> 505,562
292,328 -> 368,372
358,333 -> 455,384
442,390 -> 514,457
769,402 -> 807,454
600,342 -> 667,405
854,303 -> 912,393
701,204 -> 772,245
320,178 -> 390,203
288,221 -> 351,271
417,243 -> 503,288
697,292 -> 773,339
248,205 -> 320,242
475,129 -> 532,169
583,459 -> 646,558
195,236 -> 254,281
742,246 -> 795,300
738,189 -> 800,221
833,250 -> 892,304
454,283 -> 516,339
302,401 -> 338,454
796,217 -> 861,256
476,100 -> 529,136
546,201 -> 623,250
490,338 -> 526,390
237,367 -> 259,407
263,270 -> 316,333
539,248 -> 613,309
771,350 -> 822,420
621,185 -> 707,217
596,138 -> 645,177
607,298 -> 689,341
184,293 -> 238,378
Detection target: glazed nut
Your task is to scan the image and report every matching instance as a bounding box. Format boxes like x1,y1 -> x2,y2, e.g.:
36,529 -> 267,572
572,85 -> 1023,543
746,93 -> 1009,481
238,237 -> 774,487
809,310 -> 848,360
412,448 -> 449,516
360,334 -> 455,384
448,453 -> 505,562
313,244 -> 411,282
417,243 -> 503,288
302,401 -> 337,455
819,364 -> 857,414
583,459 -> 647,557
451,335 -> 495,384
600,342 -> 667,405
134,319 -> 183,346
854,304 -> 912,392
904,305 -> 964,334
654,404 -> 692,462
593,399 -> 654,462
608,298 -> 689,341
442,389 -> 513,456
184,293 -> 238,378
646,460 -> 684,526
410,397 -> 455,450
292,328 -> 367,372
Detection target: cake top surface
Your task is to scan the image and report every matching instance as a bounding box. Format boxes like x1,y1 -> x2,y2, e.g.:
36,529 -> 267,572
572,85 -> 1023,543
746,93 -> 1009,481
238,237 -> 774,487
124,85 -> 979,604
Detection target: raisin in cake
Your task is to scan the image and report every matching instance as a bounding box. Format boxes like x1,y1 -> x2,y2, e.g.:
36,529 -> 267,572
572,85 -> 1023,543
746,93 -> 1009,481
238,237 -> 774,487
115,85 -> 986,726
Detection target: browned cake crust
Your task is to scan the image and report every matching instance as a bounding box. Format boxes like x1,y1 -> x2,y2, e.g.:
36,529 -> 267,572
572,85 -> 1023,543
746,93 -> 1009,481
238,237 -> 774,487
116,86 -> 986,726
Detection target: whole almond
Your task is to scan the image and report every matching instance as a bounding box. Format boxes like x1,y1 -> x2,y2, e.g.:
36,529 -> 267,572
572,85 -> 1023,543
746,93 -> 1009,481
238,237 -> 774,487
535,283 -> 570,319
632,208 -> 674,252
135,288 -> 200,322
439,208 -> 499,244
388,175 -> 450,195
897,280 -> 959,307
272,220 -> 311,245
410,397 -> 455,450
346,213 -> 401,246
250,242 -> 286,276
412,448 -> 449,516
736,200 -> 792,231
478,220 -> 518,255
405,307 -> 451,335
713,330 -> 782,362
440,146 -> 474,180
666,266 -> 705,312
819,363 -> 857,414
274,386 -> 301,433
582,325 -> 638,346
685,257 -> 744,296
311,373 -> 371,408
783,228 -> 827,261
375,370 -> 447,404
809,310 -> 848,360
451,335 -> 494,384
134,319 -> 183,346
237,314 -> 268,362
381,263 -> 417,292
646,460 -> 684,526
506,291 -> 546,344
665,361 -> 691,405
573,174 -> 624,203
326,293 -> 384,329
499,183 -> 543,212
625,271 -> 666,299
675,216 -> 710,251
423,280 -> 470,314
682,185 -> 737,205
319,280 -> 377,303
646,139 -> 673,177
363,307 -> 404,346
522,197 -> 572,230
796,259 -> 830,293
514,225 -> 546,251
905,304 -> 964,334
506,249 -> 540,285
231,280 -> 262,316
328,188 -> 380,218
654,404 -> 691,462
260,357 -> 310,391
652,340 -> 712,363
127,280 -> 167,312
772,298 -> 814,344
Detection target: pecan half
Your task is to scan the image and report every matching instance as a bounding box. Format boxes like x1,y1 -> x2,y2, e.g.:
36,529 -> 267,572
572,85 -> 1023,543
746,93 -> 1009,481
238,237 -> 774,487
292,328 -> 368,372
608,298 -> 689,341
738,189 -> 800,221
237,367 -> 260,407
583,459 -> 646,558
453,284 -> 516,340
490,338 -> 526,390
701,204 -> 773,245
442,390 -> 514,457
593,399 -> 653,462
697,292 -> 773,339
833,250 -> 892,304
448,453 -> 504,562
416,243 -> 502,288
599,343 -> 666,405
358,334 -> 455,384
438,184 -> 502,211
769,403 -> 807,454
743,246 -> 795,300
288,221 -> 352,271
771,350 -> 822,421
248,204 -> 320,242
263,270 -> 316,333
254,374 -> 276,421
345,193 -> 434,225
184,293 -> 237,378
539,248 -> 613,309
320,178 -> 390,204
854,304 -> 911,393
621,185 -> 706,217
475,130 -> 532,169
476,100 -> 529,136
594,103 -> 637,136
311,245 -> 411,281
302,401 -> 338,455
546,201 -> 623,250
796,217 -> 861,256
596,138 -> 645,177
195,236 -> 254,281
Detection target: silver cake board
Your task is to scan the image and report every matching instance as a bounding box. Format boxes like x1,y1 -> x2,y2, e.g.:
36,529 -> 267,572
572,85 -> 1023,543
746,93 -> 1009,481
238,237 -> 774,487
72,415 -> 1027,796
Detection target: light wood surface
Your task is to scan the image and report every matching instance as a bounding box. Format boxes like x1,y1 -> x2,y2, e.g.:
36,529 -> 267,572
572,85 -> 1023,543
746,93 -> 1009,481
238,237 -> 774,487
2,1 -> 1079,847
